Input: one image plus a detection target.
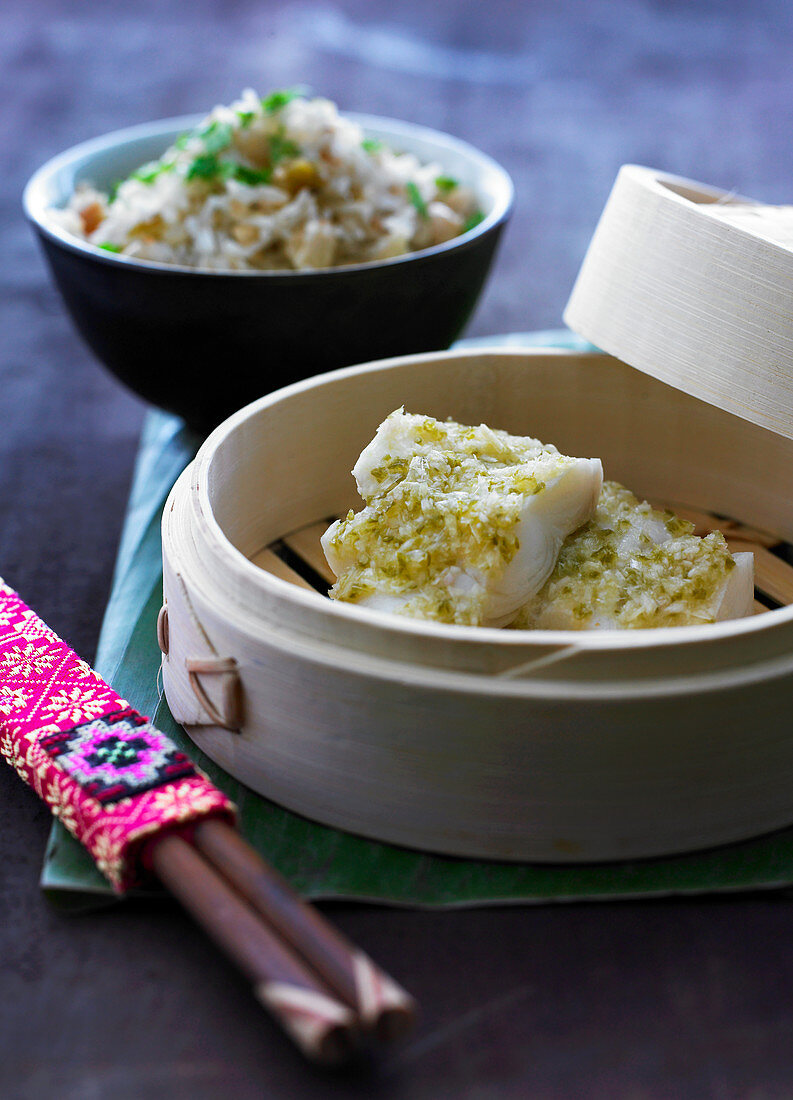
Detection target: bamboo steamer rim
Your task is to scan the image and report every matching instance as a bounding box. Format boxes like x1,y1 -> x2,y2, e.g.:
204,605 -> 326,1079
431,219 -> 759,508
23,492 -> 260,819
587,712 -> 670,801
185,346 -> 792,665
563,164 -> 793,441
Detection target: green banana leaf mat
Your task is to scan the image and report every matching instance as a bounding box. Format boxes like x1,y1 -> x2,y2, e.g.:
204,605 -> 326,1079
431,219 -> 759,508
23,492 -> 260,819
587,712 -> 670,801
41,332 -> 793,909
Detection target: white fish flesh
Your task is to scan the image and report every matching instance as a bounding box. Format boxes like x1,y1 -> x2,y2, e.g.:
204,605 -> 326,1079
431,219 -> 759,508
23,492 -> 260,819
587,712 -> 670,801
513,481 -> 755,630
322,409 -> 603,626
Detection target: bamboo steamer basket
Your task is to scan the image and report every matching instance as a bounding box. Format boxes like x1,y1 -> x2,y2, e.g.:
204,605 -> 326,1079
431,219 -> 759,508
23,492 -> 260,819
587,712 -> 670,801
160,166 -> 793,862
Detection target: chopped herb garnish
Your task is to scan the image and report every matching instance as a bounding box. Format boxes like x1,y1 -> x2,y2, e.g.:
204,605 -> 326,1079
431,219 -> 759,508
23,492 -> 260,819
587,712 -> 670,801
201,120 -> 233,154
98,242 -> 122,252
236,110 -> 255,128
186,154 -> 222,182
406,181 -> 429,219
186,153 -> 271,186
361,138 -> 382,153
131,163 -> 162,185
107,179 -> 122,204
262,89 -> 300,113
174,131 -> 192,150
231,164 -> 272,186
130,159 -> 175,186
463,209 -> 485,233
435,175 -> 458,192
269,130 -> 300,165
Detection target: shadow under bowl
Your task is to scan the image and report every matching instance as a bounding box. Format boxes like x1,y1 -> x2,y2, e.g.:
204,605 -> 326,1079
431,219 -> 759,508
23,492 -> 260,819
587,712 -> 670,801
24,113 -> 513,434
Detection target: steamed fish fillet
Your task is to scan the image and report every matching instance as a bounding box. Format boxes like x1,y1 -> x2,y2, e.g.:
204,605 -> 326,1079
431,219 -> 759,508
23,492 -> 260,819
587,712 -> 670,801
321,409 -> 603,627
512,481 -> 755,630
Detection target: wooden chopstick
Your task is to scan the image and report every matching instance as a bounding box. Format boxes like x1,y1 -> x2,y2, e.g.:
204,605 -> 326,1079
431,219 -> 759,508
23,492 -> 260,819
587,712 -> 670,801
145,832 -> 361,1064
144,823 -> 416,1062
192,819 -> 417,1040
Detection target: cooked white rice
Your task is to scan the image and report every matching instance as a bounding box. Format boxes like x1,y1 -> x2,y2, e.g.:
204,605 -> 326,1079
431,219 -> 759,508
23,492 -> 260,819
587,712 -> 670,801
49,89 -> 482,271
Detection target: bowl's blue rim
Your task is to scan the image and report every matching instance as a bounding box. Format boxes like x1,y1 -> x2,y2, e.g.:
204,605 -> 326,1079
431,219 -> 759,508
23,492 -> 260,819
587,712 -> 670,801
23,111 -> 514,278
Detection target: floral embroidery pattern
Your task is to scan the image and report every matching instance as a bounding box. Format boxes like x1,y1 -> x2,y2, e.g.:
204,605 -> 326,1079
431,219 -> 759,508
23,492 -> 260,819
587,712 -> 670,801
39,709 -> 196,803
0,580 -> 234,891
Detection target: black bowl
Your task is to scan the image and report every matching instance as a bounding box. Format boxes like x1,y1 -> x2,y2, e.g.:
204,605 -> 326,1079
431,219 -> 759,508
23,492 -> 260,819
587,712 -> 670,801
24,113 -> 513,434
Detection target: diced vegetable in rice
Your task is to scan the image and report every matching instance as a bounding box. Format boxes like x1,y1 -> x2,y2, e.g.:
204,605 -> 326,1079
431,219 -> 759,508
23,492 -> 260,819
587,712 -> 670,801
48,89 -> 483,271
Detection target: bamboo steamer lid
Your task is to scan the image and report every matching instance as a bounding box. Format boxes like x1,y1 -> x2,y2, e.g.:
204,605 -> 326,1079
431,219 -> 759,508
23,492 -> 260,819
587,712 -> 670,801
564,164 -> 793,440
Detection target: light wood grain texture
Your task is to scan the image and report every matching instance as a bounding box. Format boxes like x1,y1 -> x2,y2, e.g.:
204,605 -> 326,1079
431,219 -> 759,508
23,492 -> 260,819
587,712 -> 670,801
283,521 -> 336,585
248,547 -> 316,591
161,349 -> 793,864
564,165 -> 793,440
651,501 -> 781,548
729,541 -> 793,607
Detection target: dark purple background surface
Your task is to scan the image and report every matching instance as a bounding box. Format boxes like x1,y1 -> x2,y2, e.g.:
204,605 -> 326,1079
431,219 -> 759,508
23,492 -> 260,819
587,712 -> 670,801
3,2 -> 793,1096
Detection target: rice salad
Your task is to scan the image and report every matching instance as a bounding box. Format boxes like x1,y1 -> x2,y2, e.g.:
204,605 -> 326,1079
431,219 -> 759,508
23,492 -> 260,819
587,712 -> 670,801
49,89 -> 484,271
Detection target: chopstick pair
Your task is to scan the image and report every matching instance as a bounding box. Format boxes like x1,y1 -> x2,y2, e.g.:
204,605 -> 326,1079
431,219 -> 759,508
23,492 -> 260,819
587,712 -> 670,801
0,577 -> 415,1065
146,820 -> 415,1063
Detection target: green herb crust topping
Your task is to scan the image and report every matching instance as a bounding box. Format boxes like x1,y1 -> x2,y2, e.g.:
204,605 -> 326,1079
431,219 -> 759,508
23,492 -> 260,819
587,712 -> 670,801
513,481 -> 742,629
324,411 -> 579,625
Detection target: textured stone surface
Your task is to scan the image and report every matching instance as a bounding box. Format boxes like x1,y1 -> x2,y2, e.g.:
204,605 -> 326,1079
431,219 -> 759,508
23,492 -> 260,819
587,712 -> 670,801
3,2 -> 793,1096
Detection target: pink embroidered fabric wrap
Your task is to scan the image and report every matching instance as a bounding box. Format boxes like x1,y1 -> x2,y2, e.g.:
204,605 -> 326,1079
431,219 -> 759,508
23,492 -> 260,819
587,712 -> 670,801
0,577 -> 235,891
